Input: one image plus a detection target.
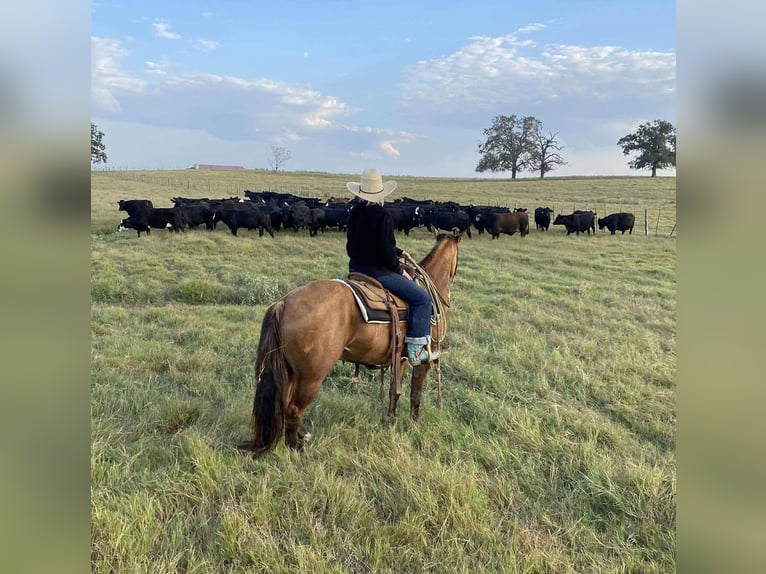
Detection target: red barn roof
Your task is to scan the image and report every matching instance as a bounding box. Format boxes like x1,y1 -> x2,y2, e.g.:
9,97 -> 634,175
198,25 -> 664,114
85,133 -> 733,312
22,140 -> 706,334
193,163 -> 245,170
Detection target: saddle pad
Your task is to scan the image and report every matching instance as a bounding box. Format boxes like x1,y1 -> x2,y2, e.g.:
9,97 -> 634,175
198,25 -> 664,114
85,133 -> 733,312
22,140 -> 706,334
332,279 -> 408,324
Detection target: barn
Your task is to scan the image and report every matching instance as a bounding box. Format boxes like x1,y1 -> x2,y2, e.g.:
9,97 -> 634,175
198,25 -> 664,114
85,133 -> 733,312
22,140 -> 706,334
191,163 -> 245,171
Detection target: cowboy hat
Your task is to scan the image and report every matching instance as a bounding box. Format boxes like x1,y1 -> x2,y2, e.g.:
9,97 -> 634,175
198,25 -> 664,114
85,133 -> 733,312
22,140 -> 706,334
346,168 -> 397,201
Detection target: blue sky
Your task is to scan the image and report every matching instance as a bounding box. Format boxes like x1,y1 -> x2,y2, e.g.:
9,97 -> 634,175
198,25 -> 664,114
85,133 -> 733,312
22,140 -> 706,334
91,1 -> 676,177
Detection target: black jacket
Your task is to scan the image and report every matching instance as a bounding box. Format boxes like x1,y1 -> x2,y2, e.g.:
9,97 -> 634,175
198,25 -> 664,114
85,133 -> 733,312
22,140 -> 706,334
346,202 -> 403,273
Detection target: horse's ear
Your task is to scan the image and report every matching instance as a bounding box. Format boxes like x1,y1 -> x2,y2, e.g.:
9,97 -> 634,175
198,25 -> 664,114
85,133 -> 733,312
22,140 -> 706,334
456,230 -> 467,242
432,226 -> 441,239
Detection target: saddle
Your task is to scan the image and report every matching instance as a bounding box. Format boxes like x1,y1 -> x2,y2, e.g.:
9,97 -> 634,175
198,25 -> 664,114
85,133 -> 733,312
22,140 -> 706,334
333,273 -> 412,396
341,272 -> 409,324
334,269 -> 444,396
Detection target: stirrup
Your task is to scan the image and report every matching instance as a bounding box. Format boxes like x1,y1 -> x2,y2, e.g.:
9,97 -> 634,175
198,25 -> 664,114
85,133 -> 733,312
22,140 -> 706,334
405,343 -> 439,367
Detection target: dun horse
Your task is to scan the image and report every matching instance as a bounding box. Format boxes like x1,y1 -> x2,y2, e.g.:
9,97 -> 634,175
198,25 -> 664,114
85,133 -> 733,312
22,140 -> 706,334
242,227 -> 465,454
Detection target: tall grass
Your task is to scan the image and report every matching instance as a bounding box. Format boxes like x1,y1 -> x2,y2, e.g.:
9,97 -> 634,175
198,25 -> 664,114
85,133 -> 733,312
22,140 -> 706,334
92,171 -> 675,572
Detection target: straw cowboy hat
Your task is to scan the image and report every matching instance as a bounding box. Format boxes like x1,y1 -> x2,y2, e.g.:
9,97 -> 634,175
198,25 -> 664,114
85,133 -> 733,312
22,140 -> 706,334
346,168 -> 397,202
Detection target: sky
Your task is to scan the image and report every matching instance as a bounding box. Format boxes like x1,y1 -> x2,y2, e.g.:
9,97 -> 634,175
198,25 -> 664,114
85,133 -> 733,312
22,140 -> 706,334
91,0 -> 676,178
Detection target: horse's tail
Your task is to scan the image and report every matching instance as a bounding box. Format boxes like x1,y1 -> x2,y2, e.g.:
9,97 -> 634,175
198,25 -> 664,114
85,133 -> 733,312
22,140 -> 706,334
246,300 -> 291,456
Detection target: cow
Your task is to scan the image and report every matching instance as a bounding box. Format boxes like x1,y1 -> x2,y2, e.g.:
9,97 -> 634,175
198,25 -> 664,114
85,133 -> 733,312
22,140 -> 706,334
174,204 -> 215,230
598,212 -> 636,235
117,199 -> 154,217
117,207 -> 186,237
534,207 -> 554,231
323,205 -> 351,232
325,196 -> 350,205
285,201 -> 312,232
465,205 -> 510,235
213,206 -> 274,237
307,207 -> 326,237
478,211 -> 529,239
417,207 -> 473,238
553,211 -> 596,235
385,205 -> 419,236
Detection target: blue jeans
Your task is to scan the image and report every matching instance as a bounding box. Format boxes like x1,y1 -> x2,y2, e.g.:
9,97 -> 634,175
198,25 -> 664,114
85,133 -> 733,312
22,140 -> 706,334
349,264 -> 433,345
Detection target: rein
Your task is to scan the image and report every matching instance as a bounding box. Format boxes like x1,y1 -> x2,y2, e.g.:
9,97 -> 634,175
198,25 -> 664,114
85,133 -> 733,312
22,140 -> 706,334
401,252 -> 453,346
401,252 -> 453,409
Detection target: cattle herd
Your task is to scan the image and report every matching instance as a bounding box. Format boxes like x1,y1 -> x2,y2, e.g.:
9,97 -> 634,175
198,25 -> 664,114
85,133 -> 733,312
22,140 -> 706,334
116,191 -> 636,239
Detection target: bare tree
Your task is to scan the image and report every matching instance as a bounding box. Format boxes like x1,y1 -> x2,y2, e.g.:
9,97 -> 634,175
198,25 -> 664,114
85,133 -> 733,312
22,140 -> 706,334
530,124 -> 566,179
268,146 -> 291,173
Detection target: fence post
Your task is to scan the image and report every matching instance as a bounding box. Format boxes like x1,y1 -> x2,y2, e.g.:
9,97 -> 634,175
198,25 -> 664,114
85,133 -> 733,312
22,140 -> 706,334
644,208 -> 649,236
656,207 -> 661,235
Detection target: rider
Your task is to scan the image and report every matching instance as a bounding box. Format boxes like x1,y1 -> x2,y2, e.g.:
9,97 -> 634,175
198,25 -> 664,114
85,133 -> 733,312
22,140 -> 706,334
345,168 -> 438,366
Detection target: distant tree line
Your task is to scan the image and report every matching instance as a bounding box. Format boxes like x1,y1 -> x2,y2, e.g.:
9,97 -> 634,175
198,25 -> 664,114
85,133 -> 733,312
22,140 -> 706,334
476,115 -> 676,178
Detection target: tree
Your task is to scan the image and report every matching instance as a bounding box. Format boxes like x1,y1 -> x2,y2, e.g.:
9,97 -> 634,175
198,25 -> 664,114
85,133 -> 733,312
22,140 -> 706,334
268,145 -> 291,173
617,120 -> 676,177
476,115 -> 537,179
530,122 -> 566,179
91,123 -> 107,164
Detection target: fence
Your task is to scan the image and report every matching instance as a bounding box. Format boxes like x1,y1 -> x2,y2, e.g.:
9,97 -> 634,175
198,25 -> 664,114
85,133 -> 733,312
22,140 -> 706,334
95,169 -> 677,237
487,197 -> 676,237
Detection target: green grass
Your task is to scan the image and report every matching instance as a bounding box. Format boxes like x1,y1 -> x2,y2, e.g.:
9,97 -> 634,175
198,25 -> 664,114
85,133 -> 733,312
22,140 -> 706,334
92,170 -> 675,573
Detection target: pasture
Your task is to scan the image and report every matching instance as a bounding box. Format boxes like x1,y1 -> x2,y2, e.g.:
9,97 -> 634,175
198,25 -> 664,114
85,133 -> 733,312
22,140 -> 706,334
91,171 -> 676,573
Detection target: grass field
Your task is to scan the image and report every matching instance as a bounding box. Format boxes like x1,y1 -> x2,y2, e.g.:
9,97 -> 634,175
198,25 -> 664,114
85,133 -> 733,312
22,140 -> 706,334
91,171 -> 676,573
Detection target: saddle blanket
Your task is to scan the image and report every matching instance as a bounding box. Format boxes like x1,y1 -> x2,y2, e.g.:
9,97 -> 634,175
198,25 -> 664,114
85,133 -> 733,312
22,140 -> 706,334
332,278 -> 408,324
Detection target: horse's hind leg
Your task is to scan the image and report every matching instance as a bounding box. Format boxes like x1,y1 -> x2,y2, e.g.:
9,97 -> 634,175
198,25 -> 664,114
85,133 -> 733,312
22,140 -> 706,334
284,376 -> 325,450
409,363 -> 432,421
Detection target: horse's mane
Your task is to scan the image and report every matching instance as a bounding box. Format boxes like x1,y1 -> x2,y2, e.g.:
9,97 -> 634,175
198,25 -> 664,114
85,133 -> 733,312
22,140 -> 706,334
419,233 -> 456,269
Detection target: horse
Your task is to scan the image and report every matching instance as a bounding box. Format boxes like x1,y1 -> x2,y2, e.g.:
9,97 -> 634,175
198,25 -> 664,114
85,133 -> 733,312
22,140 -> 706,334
241,227 -> 465,455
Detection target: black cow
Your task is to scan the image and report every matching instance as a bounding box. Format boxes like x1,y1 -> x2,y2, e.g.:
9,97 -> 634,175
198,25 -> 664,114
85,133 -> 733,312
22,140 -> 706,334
598,212 -> 635,235
478,211 -> 529,239
117,207 -> 186,236
175,204 -> 215,230
323,206 -> 351,232
417,207 -> 473,238
307,208 -> 326,237
213,206 -> 274,237
553,211 -> 596,235
117,199 -> 154,217
385,205 -> 419,236
286,201 -> 312,232
534,207 -> 554,231
261,202 -> 287,231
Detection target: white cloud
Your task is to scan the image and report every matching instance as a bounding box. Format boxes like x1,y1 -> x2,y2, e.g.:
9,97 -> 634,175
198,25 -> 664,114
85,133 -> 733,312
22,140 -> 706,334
91,36 -> 147,112
90,59 -> 409,160
516,23 -> 546,34
153,22 -> 181,40
144,60 -> 168,75
380,140 -> 401,158
400,34 -> 675,126
191,39 -> 220,52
